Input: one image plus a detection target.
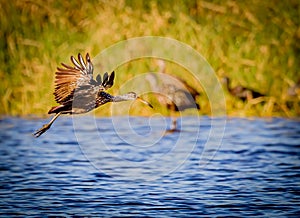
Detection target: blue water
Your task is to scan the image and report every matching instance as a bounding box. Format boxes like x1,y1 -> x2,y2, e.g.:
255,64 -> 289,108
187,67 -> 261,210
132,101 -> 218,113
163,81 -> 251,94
0,116 -> 299,217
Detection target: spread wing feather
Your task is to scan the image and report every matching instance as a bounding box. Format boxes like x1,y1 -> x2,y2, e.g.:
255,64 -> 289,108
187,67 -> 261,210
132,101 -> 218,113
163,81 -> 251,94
54,53 -> 115,104
102,71 -> 115,89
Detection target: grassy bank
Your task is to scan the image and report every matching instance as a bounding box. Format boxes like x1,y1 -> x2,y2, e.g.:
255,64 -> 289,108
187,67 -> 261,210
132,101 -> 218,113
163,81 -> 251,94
1,0 -> 299,117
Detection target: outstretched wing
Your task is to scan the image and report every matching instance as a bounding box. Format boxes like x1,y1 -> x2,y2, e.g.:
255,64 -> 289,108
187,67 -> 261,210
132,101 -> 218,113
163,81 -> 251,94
54,53 -> 97,104
95,71 -> 115,90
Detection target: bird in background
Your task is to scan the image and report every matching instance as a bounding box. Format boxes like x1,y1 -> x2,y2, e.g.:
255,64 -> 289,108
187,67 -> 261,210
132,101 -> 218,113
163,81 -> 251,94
285,78 -> 300,113
146,60 -> 201,133
287,78 -> 300,98
221,76 -> 265,102
34,53 -> 153,137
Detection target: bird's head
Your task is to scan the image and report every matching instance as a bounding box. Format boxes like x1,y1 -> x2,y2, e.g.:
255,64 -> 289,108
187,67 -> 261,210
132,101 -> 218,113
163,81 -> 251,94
124,91 -> 137,99
221,76 -> 230,87
157,59 -> 166,73
125,92 -> 153,108
221,76 -> 230,89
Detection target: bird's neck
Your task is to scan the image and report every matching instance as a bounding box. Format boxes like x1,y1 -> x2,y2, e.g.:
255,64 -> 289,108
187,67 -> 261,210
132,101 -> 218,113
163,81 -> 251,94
112,94 -> 131,102
158,60 -> 166,74
223,79 -> 231,91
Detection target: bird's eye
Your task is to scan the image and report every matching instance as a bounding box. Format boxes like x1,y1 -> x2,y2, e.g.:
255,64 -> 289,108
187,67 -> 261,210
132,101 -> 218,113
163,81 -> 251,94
128,92 -> 136,97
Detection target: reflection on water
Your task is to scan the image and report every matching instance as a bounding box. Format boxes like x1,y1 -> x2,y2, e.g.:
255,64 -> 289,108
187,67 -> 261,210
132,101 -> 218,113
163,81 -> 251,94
0,116 -> 299,216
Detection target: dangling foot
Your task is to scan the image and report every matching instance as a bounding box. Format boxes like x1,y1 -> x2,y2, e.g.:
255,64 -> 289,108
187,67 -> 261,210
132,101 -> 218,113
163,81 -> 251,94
33,124 -> 51,137
164,119 -> 180,135
33,112 -> 62,138
170,119 -> 177,131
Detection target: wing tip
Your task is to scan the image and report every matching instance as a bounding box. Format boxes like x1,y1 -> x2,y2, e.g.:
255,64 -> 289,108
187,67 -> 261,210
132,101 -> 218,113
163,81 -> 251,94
86,53 -> 90,61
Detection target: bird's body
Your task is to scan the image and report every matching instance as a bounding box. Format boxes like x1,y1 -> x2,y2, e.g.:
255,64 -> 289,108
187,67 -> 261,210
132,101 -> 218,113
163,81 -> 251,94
146,60 -> 200,132
147,73 -> 200,111
48,53 -> 115,115
222,77 -> 265,101
34,53 -> 152,137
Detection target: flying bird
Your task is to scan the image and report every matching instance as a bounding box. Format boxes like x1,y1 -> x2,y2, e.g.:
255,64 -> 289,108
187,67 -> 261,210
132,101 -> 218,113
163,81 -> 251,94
221,76 -> 265,101
33,53 -> 152,137
146,60 -> 200,132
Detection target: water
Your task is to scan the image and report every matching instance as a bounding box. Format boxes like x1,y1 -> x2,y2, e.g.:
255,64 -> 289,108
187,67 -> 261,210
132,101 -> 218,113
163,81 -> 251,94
0,116 -> 299,217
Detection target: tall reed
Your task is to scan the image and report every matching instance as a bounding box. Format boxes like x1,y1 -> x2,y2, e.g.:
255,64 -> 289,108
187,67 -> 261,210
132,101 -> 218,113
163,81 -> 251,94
1,0 -> 299,117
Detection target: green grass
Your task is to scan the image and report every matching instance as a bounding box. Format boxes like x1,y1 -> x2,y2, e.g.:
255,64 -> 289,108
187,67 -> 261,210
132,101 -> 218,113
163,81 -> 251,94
1,0 -> 299,117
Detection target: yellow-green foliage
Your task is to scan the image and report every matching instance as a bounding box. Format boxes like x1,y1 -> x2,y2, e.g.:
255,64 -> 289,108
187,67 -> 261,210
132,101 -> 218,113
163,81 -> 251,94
1,0 -> 299,117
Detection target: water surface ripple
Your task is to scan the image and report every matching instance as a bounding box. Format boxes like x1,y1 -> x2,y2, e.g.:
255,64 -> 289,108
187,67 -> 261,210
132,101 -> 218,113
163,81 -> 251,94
0,116 -> 299,216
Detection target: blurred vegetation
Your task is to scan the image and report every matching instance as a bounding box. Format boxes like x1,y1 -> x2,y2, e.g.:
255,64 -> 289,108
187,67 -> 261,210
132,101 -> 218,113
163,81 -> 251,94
0,0 -> 299,117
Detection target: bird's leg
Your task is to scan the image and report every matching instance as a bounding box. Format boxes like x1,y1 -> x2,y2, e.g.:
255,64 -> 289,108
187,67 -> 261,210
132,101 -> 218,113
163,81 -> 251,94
164,116 -> 179,135
33,112 -> 62,137
170,116 -> 177,131
167,103 -> 177,131
246,90 -> 253,101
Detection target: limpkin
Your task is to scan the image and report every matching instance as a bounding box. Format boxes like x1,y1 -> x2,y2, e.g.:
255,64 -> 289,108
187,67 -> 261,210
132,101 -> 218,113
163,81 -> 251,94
146,60 -> 200,132
287,79 -> 300,97
221,76 -> 265,101
33,53 -> 153,137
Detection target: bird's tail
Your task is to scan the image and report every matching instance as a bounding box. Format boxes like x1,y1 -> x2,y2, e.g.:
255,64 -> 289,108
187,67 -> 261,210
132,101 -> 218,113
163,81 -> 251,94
48,105 -> 65,114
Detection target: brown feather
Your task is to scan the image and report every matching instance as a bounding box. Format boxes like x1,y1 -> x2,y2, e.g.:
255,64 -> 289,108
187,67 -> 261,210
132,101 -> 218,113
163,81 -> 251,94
52,53 -> 115,105
54,54 -> 93,104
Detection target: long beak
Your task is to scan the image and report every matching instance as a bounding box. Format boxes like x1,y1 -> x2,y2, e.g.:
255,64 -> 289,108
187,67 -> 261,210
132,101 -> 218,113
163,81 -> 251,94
137,97 -> 153,108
